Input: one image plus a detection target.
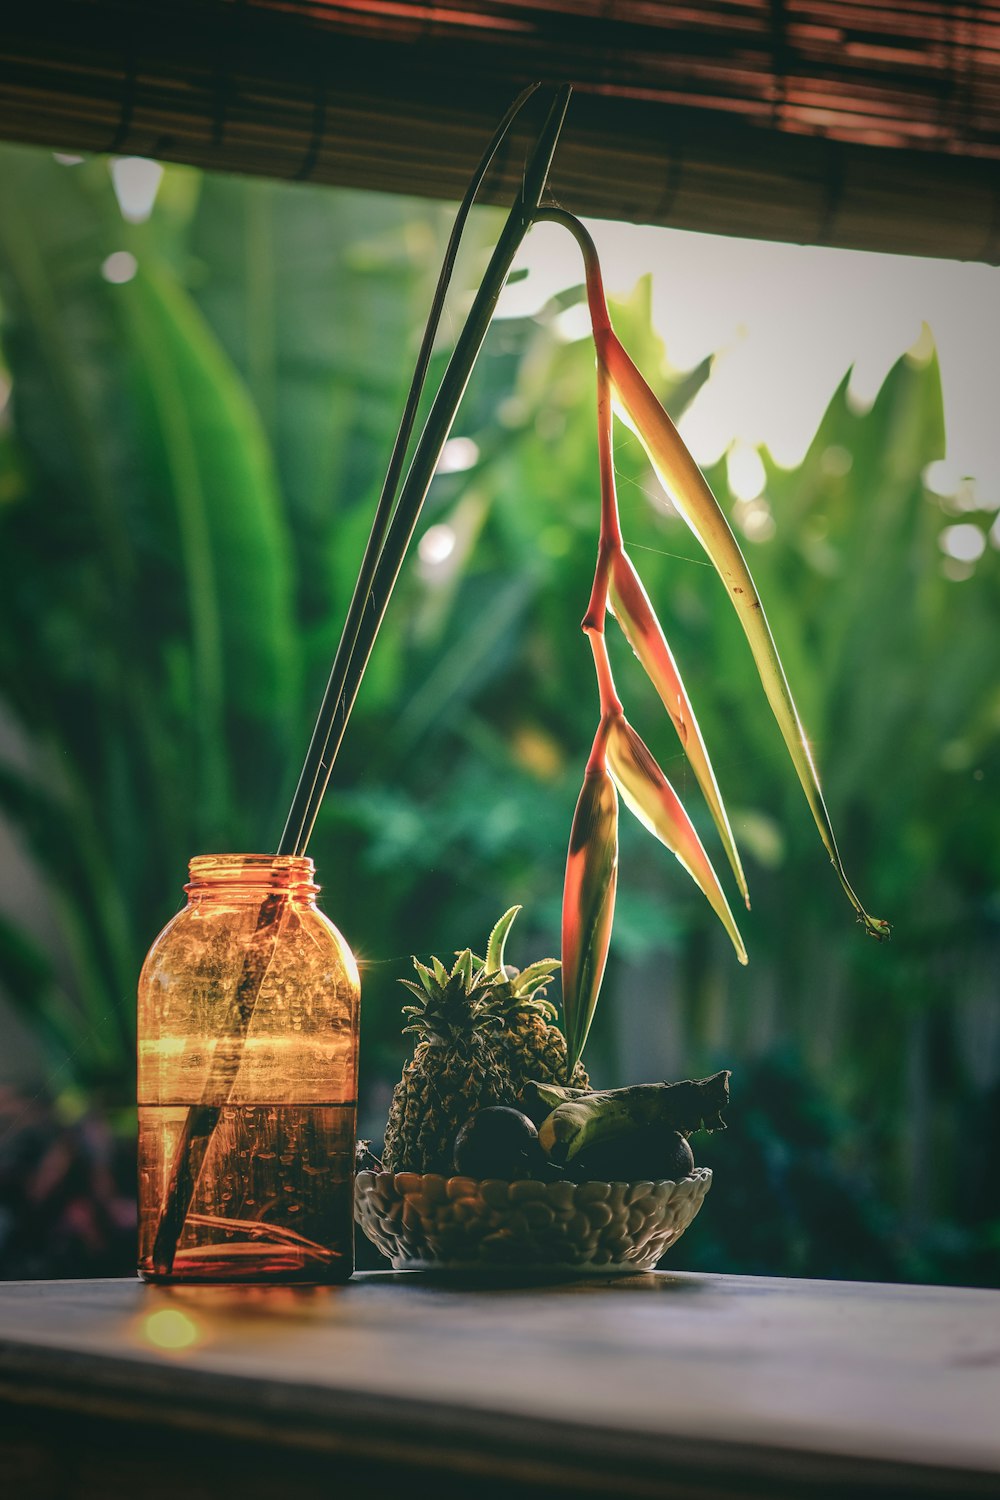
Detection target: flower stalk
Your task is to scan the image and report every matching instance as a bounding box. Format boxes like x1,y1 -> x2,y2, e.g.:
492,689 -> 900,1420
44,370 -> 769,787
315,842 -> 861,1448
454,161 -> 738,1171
278,82 -> 566,857
547,206 -> 887,1066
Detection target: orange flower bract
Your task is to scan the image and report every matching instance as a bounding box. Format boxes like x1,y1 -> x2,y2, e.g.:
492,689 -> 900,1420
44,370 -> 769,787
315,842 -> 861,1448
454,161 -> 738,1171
605,715 -> 747,966
608,545 -> 749,909
561,763 -> 619,1071
598,325 -> 888,942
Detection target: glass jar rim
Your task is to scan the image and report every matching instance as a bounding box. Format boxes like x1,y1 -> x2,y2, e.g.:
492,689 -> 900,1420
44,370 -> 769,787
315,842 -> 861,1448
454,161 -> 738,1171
186,853 -> 319,897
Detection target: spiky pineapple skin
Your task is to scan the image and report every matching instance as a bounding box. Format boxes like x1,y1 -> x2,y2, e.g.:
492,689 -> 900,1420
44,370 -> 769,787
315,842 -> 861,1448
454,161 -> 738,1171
499,1012 -> 591,1098
382,950 -> 512,1174
383,910 -> 591,1175
382,1038 -> 511,1175
471,906 -> 589,1101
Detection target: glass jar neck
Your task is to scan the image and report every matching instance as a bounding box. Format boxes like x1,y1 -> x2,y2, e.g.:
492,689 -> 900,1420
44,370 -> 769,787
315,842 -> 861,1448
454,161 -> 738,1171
185,854 -> 319,902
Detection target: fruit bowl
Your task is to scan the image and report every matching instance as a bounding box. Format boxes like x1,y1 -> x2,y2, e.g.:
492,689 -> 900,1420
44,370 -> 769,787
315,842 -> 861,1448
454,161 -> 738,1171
355,1167 -> 711,1274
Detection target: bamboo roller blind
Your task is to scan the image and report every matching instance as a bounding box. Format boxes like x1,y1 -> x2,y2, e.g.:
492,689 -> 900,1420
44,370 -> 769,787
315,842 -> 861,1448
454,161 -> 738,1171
2,0 -> 999,259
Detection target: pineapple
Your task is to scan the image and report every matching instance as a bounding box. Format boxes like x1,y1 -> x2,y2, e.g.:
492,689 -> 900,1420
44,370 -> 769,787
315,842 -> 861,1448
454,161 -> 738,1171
478,907 -> 591,1097
382,948 -> 511,1174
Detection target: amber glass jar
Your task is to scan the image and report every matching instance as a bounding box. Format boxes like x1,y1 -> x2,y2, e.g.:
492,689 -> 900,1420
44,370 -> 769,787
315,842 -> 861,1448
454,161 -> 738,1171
137,855 -> 360,1284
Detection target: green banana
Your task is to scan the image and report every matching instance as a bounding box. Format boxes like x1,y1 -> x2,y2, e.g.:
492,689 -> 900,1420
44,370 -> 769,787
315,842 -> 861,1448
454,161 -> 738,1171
536,1072 -> 730,1164
519,1079 -> 589,1125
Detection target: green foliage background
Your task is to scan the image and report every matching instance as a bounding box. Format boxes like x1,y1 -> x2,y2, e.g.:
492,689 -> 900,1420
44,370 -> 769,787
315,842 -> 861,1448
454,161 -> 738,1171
0,145 -> 997,1283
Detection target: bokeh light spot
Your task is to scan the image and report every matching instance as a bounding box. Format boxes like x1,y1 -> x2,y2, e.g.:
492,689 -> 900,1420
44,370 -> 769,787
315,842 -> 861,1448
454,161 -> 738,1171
111,157 -> 164,224
940,524 -> 985,564
734,496 -> 776,542
418,523 -> 456,567
436,437 -> 479,474
141,1309 -> 200,1351
101,251 -> 138,285
727,442 -> 766,501
821,444 -> 852,478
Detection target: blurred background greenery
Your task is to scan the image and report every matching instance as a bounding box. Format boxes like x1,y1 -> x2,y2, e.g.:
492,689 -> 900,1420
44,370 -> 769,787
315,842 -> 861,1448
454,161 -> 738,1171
0,143 -> 996,1283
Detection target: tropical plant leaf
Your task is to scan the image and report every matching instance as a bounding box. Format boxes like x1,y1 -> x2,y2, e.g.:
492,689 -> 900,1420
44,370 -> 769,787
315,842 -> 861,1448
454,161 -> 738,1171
188,179 -> 460,694
605,716 -> 747,965
0,908 -> 78,1061
115,257 -> 299,837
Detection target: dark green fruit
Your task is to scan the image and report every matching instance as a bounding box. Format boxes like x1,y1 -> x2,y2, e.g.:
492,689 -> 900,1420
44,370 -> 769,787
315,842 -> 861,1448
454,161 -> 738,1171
570,1128 -> 694,1182
453,1107 -> 545,1179
516,1087 -> 553,1129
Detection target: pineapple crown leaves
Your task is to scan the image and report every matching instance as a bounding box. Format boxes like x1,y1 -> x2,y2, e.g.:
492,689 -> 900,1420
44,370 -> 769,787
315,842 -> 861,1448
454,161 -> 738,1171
400,947 -> 503,1048
473,905 -> 562,1024
485,906 -> 521,972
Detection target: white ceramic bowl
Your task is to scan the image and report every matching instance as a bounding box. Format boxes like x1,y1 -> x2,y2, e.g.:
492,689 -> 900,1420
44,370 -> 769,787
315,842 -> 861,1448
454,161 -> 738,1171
355,1167 -> 711,1274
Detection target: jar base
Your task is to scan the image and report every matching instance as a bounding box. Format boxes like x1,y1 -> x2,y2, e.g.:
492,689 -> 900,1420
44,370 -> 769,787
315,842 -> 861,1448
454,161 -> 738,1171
138,1240 -> 353,1285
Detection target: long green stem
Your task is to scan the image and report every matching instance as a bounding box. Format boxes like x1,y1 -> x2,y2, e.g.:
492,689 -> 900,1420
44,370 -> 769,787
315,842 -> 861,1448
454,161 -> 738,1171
279,83 -> 565,856
286,84 -> 571,857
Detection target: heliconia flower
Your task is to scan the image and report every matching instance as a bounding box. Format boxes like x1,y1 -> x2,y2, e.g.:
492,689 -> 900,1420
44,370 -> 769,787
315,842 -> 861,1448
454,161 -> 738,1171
598,327 -> 888,941
607,545 -> 749,910
605,715 -> 747,966
561,763 -> 619,1070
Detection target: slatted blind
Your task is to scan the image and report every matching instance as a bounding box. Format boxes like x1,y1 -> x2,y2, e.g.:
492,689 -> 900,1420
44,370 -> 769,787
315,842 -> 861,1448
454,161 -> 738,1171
2,0 -> 999,258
